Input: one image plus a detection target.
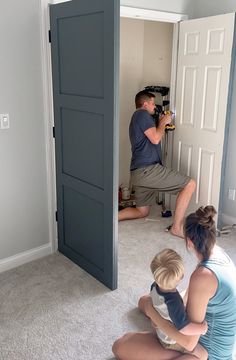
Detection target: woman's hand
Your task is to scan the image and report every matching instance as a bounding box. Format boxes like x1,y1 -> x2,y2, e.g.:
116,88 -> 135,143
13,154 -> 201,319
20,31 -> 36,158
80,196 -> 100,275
202,320 -> 208,335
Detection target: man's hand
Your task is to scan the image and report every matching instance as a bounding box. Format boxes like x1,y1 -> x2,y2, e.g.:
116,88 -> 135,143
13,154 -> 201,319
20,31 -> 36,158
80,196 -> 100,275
160,113 -> 172,126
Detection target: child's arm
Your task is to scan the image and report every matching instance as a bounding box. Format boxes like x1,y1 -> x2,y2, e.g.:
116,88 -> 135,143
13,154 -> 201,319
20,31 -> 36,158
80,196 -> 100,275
180,320 -> 207,336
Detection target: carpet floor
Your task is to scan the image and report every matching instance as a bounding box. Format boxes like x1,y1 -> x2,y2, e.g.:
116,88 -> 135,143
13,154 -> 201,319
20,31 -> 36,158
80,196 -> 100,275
0,206 -> 235,360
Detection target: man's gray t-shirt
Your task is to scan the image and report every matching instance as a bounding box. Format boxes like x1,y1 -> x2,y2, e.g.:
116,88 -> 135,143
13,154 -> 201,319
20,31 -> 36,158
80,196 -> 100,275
129,109 -> 162,171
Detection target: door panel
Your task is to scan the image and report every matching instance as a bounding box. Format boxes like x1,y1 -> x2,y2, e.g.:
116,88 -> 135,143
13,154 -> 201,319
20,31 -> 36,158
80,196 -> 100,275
173,13 -> 235,217
50,0 -> 119,289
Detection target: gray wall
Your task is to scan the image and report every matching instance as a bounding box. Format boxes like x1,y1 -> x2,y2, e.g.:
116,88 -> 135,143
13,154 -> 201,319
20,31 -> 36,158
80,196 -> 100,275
0,0 -> 50,259
121,0 -> 194,17
0,0 -> 194,265
6,0 -> 235,265
119,19 -> 173,187
193,0 -> 236,18
192,1 -> 236,224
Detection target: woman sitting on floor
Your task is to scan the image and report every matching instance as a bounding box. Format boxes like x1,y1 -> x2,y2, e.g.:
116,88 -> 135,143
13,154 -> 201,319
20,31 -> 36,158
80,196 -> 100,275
112,205 -> 236,360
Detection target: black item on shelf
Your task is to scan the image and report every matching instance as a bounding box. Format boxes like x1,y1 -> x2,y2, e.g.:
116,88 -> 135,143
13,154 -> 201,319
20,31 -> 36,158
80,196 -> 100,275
144,85 -> 169,97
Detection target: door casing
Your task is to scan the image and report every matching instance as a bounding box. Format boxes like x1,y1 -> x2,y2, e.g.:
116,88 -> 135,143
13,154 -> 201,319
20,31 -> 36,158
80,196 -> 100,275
39,0 -> 188,252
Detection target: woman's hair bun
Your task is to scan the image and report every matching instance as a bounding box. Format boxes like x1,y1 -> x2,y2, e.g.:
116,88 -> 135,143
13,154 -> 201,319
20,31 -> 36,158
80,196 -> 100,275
195,206 -> 216,229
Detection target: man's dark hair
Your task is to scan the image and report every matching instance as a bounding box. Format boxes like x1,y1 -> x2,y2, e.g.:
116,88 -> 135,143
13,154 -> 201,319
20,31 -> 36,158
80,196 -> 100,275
135,91 -> 155,109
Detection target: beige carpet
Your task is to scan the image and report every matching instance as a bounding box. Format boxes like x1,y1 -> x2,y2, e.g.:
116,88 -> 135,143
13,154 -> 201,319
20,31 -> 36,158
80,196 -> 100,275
0,206 -> 235,360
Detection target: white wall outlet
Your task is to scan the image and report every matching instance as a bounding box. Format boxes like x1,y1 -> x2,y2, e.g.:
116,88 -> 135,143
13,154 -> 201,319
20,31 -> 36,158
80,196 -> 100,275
228,188 -> 236,201
0,114 -> 10,129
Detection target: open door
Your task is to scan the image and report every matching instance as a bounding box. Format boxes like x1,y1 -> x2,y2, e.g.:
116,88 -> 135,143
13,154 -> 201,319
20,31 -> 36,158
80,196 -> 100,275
50,0 -> 119,289
173,13 -> 235,220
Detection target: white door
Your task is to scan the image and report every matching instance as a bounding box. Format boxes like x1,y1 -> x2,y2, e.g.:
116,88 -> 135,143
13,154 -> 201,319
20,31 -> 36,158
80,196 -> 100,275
173,13 -> 235,218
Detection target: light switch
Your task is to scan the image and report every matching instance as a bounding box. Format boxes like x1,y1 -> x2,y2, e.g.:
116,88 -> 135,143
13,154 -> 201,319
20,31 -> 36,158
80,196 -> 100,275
0,114 -> 10,129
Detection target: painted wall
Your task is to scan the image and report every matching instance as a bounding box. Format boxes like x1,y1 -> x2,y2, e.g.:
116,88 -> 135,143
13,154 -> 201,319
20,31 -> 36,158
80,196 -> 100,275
193,0 -> 236,18
193,1 -> 236,224
120,0 -> 193,17
119,18 -> 173,187
142,21 -> 174,87
119,18 -> 145,188
0,0 -> 50,260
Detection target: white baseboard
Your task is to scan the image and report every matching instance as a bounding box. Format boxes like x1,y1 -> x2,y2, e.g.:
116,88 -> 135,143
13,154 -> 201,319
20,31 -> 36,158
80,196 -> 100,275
0,243 -> 53,274
221,213 -> 236,227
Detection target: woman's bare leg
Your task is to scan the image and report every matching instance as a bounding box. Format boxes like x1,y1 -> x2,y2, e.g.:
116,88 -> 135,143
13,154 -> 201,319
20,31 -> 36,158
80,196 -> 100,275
174,355 -> 200,359
135,295 -> 201,360
112,331 -> 181,360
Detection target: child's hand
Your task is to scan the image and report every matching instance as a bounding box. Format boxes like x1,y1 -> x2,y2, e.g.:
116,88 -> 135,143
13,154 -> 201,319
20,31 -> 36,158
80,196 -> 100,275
144,296 -> 154,317
202,320 -> 208,335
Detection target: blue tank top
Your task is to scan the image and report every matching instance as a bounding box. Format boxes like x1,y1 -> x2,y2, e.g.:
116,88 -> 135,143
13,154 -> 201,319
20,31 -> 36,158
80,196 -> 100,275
199,247 -> 236,360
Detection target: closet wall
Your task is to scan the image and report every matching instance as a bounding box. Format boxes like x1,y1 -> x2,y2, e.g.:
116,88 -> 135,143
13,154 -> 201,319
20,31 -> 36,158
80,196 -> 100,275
119,18 -> 174,186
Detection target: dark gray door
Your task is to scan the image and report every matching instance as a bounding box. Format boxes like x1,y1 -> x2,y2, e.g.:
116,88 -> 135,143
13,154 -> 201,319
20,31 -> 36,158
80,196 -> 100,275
50,0 -> 119,290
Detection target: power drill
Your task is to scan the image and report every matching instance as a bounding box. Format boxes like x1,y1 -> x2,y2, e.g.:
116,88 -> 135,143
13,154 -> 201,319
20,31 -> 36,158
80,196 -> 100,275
163,111 -> 175,132
153,107 -> 175,131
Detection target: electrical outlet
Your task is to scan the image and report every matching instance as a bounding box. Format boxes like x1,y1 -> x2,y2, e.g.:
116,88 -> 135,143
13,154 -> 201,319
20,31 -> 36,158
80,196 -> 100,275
228,188 -> 236,201
0,114 -> 10,129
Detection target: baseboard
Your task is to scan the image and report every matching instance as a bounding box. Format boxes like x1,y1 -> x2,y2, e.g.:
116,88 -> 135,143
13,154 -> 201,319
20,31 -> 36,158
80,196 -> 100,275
0,243 -> 53,274
221,213 -> 236,227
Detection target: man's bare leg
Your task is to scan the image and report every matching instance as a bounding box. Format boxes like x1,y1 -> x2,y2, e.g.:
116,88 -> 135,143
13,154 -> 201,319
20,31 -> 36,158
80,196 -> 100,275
118,206 -> 150,221
171,179 -> 196,238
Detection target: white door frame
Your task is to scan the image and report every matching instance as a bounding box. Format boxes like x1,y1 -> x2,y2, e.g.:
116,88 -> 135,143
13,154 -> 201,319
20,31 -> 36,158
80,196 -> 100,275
39,0 -> 188,252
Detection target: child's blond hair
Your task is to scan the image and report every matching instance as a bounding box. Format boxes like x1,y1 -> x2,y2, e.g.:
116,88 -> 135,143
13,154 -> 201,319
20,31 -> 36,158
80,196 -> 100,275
150,249 -> 184,290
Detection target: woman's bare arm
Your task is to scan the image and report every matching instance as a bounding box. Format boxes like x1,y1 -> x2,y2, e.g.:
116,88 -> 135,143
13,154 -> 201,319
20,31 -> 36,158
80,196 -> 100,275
186,266 -> 217,322
143,298 -> 198,351
180,320 -> 207,335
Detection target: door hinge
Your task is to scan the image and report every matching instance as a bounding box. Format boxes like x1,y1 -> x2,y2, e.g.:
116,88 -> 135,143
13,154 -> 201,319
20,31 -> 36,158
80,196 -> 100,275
48,30 -> 51,43
55,211 -> 58,222
53,126 -> 55,138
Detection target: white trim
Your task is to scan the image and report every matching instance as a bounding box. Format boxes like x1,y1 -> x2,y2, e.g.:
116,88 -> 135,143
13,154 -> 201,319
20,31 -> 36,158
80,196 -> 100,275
163,23 -> 180,209
120,6 -> 188,23
221,213 -> 236,227
39,0 -> 58,252
170,23 -> 180,114
0,244 -> 53,273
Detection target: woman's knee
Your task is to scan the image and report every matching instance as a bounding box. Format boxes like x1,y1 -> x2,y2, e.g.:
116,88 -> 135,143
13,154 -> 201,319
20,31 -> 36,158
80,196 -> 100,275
137,206 -> 150,218
112,338 -> 121,358
112,334 -> 130,359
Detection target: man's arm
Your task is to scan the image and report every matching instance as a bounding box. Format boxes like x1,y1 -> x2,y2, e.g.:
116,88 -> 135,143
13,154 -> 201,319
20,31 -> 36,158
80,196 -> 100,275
144,113 -> 172,144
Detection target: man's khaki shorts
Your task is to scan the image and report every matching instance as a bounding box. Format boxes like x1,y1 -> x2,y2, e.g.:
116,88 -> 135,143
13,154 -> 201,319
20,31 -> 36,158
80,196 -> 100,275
131,164 -> 191,207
